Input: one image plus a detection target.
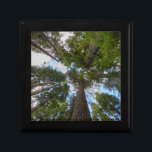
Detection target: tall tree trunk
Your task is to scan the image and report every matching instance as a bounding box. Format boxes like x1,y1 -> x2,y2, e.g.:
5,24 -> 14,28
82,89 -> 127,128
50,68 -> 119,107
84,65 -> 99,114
66,96 -> 76,120
31,84 -> 58,96
31,40 -> 59,61
71,84 -> 91,121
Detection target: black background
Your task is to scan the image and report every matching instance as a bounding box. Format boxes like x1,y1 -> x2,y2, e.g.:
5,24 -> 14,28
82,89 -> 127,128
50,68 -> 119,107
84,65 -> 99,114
1,0 -> 152,151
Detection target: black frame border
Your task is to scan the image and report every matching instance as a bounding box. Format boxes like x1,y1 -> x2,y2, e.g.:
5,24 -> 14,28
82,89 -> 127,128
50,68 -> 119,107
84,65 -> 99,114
19,19 -> 133,133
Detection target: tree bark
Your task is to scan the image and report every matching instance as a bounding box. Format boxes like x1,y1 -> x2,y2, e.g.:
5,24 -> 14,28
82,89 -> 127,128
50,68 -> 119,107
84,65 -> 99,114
66,97 -> 76,120
31,81 -> 53,88
31,40 -> 59,61
85,45 -> 99,68
31,84 -> 57,96
71,84 -> 91,121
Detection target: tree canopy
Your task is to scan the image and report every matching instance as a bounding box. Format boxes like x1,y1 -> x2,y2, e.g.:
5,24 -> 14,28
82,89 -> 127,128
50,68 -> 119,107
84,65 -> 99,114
31,31 -> 121,121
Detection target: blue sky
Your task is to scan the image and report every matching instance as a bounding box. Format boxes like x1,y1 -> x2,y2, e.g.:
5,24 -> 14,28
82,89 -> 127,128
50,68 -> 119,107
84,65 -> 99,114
47,60 -> 62,72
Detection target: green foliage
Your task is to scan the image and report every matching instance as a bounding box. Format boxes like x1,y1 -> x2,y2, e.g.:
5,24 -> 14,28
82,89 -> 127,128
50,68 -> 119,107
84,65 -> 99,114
66,31 -> 120,70
36,84 -> 69,102
91,102 -> 114,121
31,31 -> 121,121
65,31 -> 121,85
31,65 -> 66,84
31,32 -> 50,51
96,93 -> 119,109
32,84 -> 69,121
31,100 -> 69,121
104,78 -> 121,92
92,93 -> 120,120
31,31 -> 120,88
31,32 -> 72,63
31,65 -> 69,121
67,68 -> 92,88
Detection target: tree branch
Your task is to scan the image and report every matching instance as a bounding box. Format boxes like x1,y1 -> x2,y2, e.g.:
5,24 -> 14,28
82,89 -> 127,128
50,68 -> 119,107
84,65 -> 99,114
31,40 -> 59,62
40,32 -> 60,54
95,72 -> 120,79
108,110 -> 119,120
31,99 -> 50,113
85,46 -> 99,68
31,84 -> 58,96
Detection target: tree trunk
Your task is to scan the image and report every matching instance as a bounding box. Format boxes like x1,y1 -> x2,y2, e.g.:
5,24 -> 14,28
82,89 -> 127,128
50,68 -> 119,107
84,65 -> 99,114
85,45 -> 99,68
31,81 -> 53,88
66,97 -> 76,120
71,84 -> 91,121
31,40 -> 59,61
31,84 -> 57,96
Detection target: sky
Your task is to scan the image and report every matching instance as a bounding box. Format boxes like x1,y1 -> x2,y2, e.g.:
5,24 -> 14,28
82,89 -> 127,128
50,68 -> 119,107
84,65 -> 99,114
31,32 -> 121,119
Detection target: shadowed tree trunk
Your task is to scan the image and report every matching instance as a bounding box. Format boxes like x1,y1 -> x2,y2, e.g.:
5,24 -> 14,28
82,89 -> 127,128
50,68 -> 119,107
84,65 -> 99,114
66,96 -> 76,120
71,83 -> 91,121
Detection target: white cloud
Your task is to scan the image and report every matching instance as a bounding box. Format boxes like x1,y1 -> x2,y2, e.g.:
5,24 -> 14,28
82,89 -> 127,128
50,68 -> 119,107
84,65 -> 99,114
31,32 -> 73,70
31,51 -> 68,73
60,32 -> 73,43
31,51 -> 53,66
60,32 -> 74,51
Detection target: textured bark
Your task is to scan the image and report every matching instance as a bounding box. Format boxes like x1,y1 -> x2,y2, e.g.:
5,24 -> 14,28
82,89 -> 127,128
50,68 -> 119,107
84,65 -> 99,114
85,45 -> 99,67
71,84 -> 91,121
31,84 -> 57,96
66,97 -> 75,120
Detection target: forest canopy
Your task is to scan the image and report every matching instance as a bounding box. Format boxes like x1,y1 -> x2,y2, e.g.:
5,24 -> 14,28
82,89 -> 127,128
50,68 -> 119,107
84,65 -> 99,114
31,31 -> 121,121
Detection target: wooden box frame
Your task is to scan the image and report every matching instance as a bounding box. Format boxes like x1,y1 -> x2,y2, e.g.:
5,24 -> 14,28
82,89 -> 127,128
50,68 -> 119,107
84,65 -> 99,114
19,19 -> 133,132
